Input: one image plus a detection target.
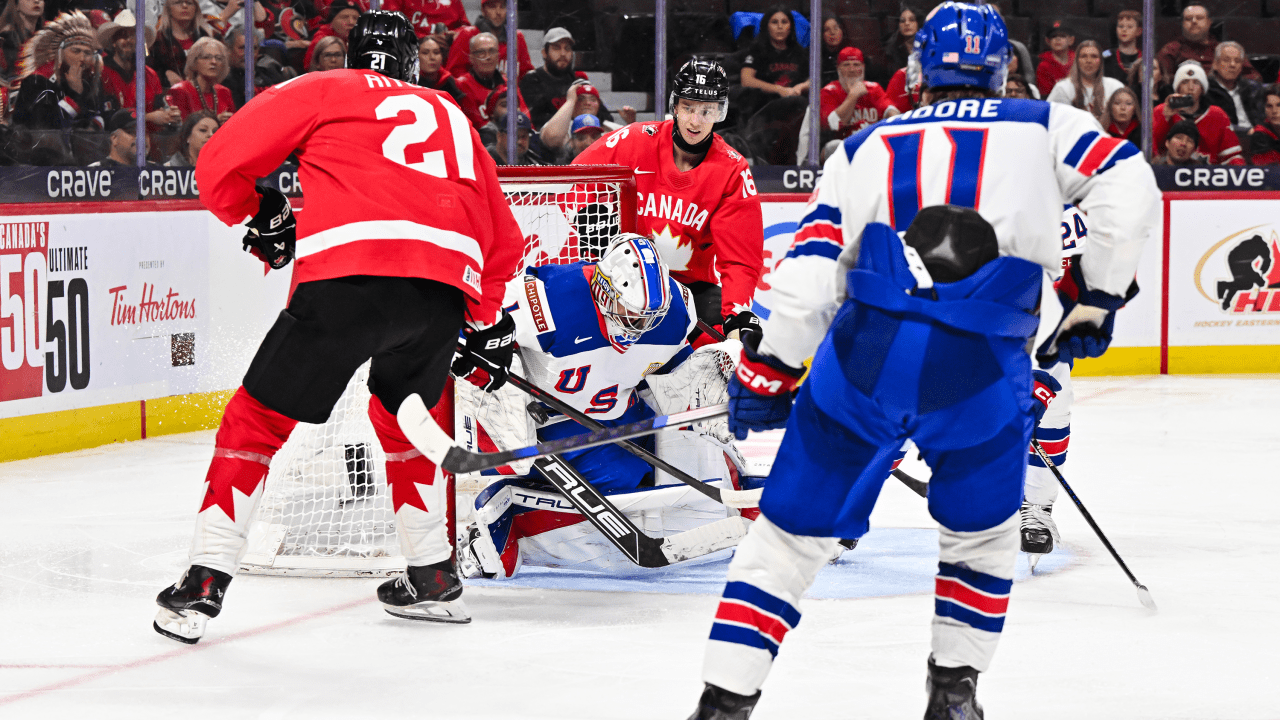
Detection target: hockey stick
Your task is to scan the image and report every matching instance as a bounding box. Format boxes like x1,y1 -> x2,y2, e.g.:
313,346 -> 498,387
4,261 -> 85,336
529,455 -> 751,568
697,320 -> 929,497
506,371 -> 761,508
1030,440 -> 1157,611
399,393 -> 727,474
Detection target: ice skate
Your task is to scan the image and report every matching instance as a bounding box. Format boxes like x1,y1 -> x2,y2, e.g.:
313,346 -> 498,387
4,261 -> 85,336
687,683 -> 760,720
829,537 -> 859,564
924,657 -> 983,720
153,565 -> 232,644
1020,501 -> 1060,571
377,560 -> 471,623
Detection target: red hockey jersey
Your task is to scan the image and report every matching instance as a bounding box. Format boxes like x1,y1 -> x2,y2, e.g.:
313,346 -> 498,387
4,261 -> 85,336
196,70 -> 523,326
572,120 -> 764,318
819,79 -> 894,138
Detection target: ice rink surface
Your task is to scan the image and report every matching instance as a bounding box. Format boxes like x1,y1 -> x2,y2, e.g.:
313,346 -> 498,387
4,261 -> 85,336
1,375 -> 1277,719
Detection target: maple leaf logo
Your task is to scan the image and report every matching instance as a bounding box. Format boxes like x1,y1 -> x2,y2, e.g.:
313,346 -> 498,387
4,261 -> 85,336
199,461 -> 269,521
650,224 -> 693,272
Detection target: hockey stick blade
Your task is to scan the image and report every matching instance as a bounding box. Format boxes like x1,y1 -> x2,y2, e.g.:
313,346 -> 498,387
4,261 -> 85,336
891,469 -> 928,498
1030,440 -> 1157,612
400,393 -> 729,474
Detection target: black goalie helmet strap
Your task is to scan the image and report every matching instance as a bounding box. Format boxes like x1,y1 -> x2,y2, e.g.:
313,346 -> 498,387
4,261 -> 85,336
348,11 -> 419,83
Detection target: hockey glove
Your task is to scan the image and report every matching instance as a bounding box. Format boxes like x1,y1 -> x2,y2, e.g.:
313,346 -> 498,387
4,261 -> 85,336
243,186 -> 296,270
722,310 -> 762,347
1030,369 -> 1061,427
1036,261 -> 1138,368
727,333 -> 803,441
452,312 -> 517,393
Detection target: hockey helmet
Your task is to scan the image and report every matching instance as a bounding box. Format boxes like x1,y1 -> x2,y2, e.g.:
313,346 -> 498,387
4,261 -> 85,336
348,11 -> 419,83
591,233 -> 672,351
670,59 -> 729,123
914,2 -> 1009,94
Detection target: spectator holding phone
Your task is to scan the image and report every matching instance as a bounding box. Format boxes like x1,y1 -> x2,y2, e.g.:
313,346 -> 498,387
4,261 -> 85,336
1153,61 -> 1243,165
1248,85 -> 1280,165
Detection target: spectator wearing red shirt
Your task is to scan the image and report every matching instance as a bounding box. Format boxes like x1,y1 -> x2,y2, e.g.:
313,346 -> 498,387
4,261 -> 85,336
1248,85 -> 1280,165
416,34 -> 484,128
1157,4 -> 1260,83
304,0 -> 360,71
456,31 -> 526,123
1153,61 -> 1243,165
884,65 -> 916,112
819,47 -> 896,139
97,10 -> 178,130
445,0 -> 532,81
381,0 -> 470,39
1036,21 -> 1074,98
168,35 -> 235,123
1104,86 -> 1141,145
149,0 -> 220,89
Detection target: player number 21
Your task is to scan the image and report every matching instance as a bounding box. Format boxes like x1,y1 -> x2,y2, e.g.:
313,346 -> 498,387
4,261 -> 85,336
376,94 -> 475,181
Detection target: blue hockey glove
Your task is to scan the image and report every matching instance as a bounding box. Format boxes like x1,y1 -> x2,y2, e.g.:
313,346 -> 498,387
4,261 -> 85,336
1036,261 -> 1138,368
243,187 -> 296,270
1030,369 -> 1061,427
727,335 -> 804,441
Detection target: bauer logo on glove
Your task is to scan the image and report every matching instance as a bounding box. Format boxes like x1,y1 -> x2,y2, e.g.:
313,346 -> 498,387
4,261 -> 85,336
242,186 -> 297,270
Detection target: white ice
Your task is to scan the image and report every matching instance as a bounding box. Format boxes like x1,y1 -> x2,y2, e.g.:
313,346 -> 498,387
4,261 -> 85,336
1,375 -> 1277,719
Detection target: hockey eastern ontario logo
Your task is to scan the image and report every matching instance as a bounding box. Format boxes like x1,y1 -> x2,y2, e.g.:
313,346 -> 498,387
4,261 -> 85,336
1198,225 -> 1280,313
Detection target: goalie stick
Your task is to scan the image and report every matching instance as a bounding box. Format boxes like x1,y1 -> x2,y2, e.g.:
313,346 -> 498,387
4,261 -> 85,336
530,454 -> 750,568
505,371 -> 762,509
695,320 -> 929,497
1031,440 -> 1157,611
399,393 -> 727,474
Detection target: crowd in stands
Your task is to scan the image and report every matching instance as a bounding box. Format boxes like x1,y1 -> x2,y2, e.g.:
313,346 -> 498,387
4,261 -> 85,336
0,0 -> 1277,169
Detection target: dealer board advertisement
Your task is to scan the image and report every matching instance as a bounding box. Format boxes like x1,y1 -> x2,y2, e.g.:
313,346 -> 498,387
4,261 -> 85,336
1169,198 -> 1280,347
0,212 -> 289,420
752,200 -> 1162,353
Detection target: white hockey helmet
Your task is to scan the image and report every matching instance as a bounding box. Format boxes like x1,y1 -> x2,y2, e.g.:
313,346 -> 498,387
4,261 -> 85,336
591,233 -> 672,350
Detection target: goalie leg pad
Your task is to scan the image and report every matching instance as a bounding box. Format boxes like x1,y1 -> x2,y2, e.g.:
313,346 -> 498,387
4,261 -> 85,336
189,387 -> 297,575
374,394 -> 453,566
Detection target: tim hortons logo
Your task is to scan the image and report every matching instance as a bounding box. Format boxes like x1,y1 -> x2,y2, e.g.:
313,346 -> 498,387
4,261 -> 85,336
108,283 -> 197,325
1197,225 -> 1280,314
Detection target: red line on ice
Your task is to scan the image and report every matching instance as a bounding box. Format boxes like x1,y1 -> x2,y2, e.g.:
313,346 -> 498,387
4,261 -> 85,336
0,596 -> 375,707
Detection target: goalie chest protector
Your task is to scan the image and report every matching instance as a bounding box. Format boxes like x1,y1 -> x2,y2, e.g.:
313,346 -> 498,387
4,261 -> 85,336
508,263 -> 697,422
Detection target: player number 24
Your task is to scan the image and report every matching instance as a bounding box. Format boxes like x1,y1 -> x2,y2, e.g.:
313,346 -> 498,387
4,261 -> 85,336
376,95 -> 476,181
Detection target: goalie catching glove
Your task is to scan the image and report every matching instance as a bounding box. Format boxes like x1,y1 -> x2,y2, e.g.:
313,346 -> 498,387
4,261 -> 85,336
242,186 -> 296,270
727,333 -> 803,440
1036,261 -> 1138,368
452,312 -> 517,392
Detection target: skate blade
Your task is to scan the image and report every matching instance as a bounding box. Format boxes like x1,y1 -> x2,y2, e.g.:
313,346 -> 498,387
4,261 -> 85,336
1028,553 -> 1044,572
153,608 -> 208,644
382,598 -> 471,624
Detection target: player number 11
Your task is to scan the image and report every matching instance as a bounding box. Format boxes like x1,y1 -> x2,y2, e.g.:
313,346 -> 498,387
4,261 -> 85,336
376,94 -> 476,181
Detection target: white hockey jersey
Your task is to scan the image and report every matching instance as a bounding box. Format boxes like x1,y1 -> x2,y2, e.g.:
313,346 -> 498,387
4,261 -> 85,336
760,97 -> 1160,368
506,263 -> 697,422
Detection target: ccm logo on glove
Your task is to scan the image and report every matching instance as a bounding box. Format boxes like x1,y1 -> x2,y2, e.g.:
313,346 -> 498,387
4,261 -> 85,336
735,362 -> 788,395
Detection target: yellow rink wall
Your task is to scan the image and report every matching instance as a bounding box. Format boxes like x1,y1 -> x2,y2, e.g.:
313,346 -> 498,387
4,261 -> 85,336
0,390 -> 234,463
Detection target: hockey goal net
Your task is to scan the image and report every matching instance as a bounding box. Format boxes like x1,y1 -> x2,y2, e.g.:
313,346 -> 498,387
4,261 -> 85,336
239,166 -> 637,577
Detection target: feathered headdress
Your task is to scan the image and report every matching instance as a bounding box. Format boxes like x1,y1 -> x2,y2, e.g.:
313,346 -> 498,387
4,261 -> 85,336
19,11 -> 100,80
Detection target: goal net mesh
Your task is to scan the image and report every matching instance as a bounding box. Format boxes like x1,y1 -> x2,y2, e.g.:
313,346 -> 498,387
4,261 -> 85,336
240,167 -> 634,577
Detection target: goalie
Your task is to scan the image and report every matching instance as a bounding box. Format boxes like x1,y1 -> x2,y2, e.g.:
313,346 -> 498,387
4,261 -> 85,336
455,233 -> 755,578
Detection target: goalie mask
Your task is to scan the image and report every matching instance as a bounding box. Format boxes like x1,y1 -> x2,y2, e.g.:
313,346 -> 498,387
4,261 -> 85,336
591,234 -> 672,352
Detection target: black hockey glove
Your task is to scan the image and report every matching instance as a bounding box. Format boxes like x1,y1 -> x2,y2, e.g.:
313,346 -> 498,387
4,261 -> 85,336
243,186 -> 296,270
452,312 -> 517,392
722,310 -> 762,346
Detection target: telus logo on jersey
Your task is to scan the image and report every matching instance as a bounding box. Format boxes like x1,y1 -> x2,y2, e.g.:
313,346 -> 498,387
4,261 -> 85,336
1196,225 -> 1280,314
